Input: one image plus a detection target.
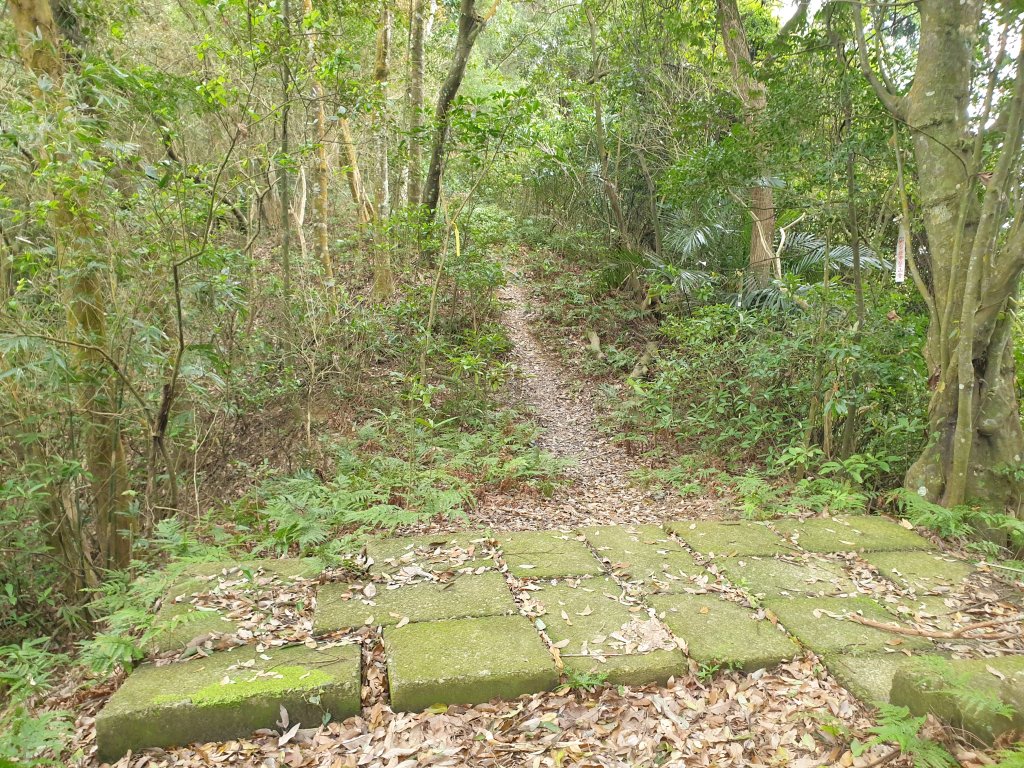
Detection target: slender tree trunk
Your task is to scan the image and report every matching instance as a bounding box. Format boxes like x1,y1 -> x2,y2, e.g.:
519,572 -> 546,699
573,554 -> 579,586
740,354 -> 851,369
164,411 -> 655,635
407,0 -> 425,208
279,0 -> 293,292
422,0 -> 498,217
340,118 -> 374,225
10,0 -> 132,577
301,0 -> 333,279
373,1 -> 392,219
716,0 -> 775,287
856,0 -> 1024,513
585,5 -> 631,250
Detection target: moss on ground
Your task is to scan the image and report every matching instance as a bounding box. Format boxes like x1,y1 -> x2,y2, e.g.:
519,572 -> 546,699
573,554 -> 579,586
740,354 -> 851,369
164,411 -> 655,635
863,550 -> 973,593
649,593 -> 798,672
664,521 -> 791,558
313,572 -> 517,633
773,516 -> 934,554
719,556 -> 857,599
765,596 -> 933,656
580,525 -> 703,592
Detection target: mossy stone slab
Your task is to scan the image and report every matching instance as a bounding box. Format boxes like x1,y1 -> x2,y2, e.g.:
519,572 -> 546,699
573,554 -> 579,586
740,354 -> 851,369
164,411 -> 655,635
863,550 -> 973,594
149,603 -> 235,654
581,525 -> 703,593
887,595 -> 960,632
151,558 -> 323,653
765,596 -> 932,656
649,593 -> 798,673
824,653 -> 925,706
366,532 -> 496,575
533,577 -> 685,686
497,531 -> 604,579
664,521 -> 790,559
384,614 -> 558,712
95,642 -> 360,762
719,556 -> 857,599
774,516 -> 934,554
313,572 -> 517,633
890,656 -> 1024,744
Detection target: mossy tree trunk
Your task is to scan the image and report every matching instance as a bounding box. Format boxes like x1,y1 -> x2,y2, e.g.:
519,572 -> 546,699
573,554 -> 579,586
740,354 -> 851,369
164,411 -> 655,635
855,0 -> 1024,513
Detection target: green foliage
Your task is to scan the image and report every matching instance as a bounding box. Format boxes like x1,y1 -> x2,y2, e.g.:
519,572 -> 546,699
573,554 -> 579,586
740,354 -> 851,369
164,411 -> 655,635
852,704 -> 956,768
889,488 -> 1024,557
0,640 -> 72,765
994,745 -> 1024,767
563,669 -> 610,692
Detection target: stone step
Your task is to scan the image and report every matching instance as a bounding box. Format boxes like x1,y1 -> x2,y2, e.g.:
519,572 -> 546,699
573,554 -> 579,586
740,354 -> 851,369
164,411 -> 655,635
96,642 -> 360,762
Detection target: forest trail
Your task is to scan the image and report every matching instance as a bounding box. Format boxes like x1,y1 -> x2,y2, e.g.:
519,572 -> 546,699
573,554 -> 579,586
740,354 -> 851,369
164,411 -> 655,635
436,277 -> 721,531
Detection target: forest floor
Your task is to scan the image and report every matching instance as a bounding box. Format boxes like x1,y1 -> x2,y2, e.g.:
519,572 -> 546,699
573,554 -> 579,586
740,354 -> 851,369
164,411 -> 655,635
72,272 -> 1021,768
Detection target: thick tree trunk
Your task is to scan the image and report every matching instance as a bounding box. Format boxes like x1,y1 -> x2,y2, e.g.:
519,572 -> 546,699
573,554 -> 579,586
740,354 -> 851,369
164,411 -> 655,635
855,0 -> 1024,512
422,0 -> 496,216
716,0 -> 776,287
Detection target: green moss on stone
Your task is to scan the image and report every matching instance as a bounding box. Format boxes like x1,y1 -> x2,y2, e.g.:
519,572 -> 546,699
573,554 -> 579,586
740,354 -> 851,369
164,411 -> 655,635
533,576 -> 686,686
719,556 -> 857,599
664,521 -> 790,559
95,643 -> 360,762
154,666 -> 333,707
148,603 -> 233,654
765,596 -> 933,656
497,531 -> 604,579
366,532 -> 496,575
313,572 -> 517,633
384,614 -> 558,712
863,550 -> 973,593
773,516 -> 934,554
890,656 -> 1024,744
580,525 -> 703,593
824,653 -> 925,706
649,593 -> 798,672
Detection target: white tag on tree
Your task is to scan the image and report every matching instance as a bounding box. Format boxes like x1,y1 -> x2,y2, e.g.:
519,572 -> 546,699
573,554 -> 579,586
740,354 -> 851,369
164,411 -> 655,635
895,224 -> 907,284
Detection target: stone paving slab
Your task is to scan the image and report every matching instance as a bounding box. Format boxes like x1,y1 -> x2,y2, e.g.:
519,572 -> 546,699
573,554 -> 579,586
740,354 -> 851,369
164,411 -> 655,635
863,550 -> 974,594
719,556 -> 857,599
313,572 -> 518,633
887,595 -> 960,631
532,576 -> 684,686
765,596 -> 933,656
151,558 -> 324,655
96,642 -> 360,762
581,525 -> 703,593
649,593 -> 798,673
497,530 -> 605,579
824,653 -> 924,706
665,520 -> 791,558
891,656 -> 1024,744
366,533 -> 497,576
774,516 -> 934,554
384,614 -> 559,712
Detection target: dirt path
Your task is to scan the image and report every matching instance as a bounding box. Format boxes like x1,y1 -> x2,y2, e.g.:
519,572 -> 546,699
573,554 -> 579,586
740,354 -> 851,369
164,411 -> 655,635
451,279 -> 718,531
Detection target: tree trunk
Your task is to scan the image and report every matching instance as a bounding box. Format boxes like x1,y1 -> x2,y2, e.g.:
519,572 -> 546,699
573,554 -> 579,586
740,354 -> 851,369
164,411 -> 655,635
856,0 -> 1024,513
716,0 -> 775,287
279,0 -> 293,292
10,0 -> 133,576
407,0 -> 425,207
422,0 -> 497,217
373,1 -> 392,219
301,0 -> 333,279
340,118 -> 374,225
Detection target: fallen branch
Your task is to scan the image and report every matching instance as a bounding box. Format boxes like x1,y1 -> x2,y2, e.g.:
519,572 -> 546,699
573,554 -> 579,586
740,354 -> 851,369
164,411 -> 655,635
844,612 -> 1023,640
